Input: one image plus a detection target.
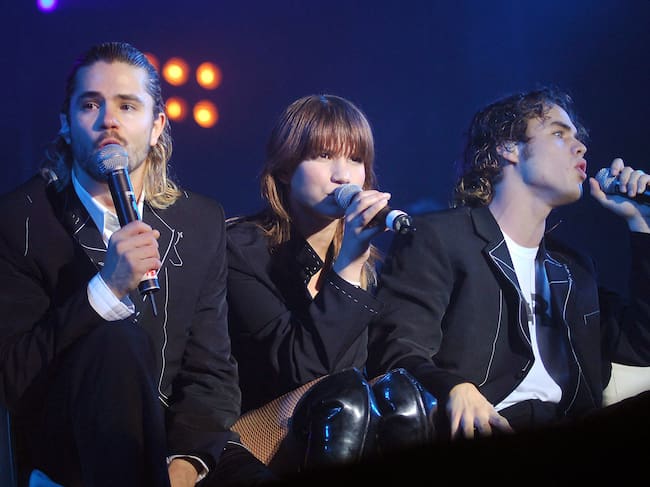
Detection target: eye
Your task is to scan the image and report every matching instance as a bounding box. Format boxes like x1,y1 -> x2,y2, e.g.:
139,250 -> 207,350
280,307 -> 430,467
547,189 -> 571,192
350,156 -> 363,164
552,131 -> 564,137
121,103 -> 136,111
81,101 -> 99,110
319,152 -> 331,159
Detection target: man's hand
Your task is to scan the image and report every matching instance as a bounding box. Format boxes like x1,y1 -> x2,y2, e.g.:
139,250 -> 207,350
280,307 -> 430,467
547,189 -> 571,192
446,382 -> 513,439
168,458 -> 199,487
100,220 -> 161,298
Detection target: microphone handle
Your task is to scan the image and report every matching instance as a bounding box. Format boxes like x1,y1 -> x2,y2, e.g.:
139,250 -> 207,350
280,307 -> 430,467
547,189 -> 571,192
107,168 -> 161,314
107,169 -> 140,226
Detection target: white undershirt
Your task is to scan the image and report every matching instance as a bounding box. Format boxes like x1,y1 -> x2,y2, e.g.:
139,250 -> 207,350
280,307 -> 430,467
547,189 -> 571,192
495,233 -> 562,411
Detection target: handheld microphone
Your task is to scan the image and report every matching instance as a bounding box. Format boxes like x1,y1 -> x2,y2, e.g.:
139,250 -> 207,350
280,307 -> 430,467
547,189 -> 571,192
595,168 -> 650,205
334,184 -> 415,234
97,144 -> 160,316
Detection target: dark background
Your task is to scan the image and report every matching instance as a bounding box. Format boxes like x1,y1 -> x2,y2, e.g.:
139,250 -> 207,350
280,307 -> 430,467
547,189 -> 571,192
2,0 -> 649,292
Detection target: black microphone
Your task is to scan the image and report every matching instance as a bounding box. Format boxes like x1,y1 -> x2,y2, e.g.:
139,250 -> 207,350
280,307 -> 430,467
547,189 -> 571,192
334,184 -> 415,234
595,168 -> 650,205
97,144 -> 160,316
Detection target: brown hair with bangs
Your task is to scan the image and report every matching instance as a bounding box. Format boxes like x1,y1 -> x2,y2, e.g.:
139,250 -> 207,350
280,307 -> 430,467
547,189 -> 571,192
233,94 -> 380,290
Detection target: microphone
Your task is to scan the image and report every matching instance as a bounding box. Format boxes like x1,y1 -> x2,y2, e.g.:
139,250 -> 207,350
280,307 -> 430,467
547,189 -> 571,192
97,144 -> 160,316
595,168 -> 650,205
334,184 -> 415,234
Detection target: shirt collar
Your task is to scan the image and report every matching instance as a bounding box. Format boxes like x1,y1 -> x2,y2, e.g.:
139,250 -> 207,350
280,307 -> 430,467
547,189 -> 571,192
72,167 -> 145,245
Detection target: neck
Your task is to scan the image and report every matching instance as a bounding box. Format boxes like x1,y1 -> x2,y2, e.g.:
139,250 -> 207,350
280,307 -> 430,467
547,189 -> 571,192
488,184 -> 549,247
73,163 -> 145,212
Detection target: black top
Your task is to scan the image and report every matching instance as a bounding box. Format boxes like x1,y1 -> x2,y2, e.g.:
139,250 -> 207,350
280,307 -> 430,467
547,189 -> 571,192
226,220 -> 383,412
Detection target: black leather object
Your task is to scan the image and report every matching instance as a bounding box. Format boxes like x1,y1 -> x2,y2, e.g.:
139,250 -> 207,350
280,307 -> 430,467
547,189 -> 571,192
289,368 -> 380,471
371,368 -> 437,455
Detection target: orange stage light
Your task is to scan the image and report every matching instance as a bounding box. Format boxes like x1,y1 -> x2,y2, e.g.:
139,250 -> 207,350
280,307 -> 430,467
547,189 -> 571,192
165,96 -> 188,121
144,52 -> 160,73
162,57 -> 189,86
196,62 -> 222,90
193,100 -> 219,128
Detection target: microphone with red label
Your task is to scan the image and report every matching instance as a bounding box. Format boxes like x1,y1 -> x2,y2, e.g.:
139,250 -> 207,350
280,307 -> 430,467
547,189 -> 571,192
334,184 -> 415,234
97,144 -> 160,316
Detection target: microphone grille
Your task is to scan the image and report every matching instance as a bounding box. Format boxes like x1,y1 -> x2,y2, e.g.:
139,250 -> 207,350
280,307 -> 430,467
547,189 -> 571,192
595,168 -> 617,194
334,184 -> 362,209
97,144 -> 128,175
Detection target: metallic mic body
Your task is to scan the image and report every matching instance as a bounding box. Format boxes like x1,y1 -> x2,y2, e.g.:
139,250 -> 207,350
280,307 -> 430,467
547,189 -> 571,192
98,144 -> 161,306
334,184 -> 415,234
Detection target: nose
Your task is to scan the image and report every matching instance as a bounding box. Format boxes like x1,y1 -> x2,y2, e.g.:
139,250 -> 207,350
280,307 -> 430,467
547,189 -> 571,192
331,158 -> 351,183
575,138 -> 587,156
101,106 -> 120,129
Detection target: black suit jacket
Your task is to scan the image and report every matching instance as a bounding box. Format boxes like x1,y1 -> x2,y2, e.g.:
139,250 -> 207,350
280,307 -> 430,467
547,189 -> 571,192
0,175 -> 240,467
368,205 -> 650,418
226,221 -> 382,412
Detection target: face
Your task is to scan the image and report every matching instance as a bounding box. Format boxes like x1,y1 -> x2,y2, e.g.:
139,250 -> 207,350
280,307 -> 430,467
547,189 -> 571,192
516,104 -> 588,206
288,150 -> 367,222
60,61 -> 165,184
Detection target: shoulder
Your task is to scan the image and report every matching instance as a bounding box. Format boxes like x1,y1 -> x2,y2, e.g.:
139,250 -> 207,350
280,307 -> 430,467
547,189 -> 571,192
152,190 -> 226,230
0,176 -> 49,213
226,219 -> 266,247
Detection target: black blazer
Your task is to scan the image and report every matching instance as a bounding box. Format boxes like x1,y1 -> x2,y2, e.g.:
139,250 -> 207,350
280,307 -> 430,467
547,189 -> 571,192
368,205 -> 650,418
0,175 -> 240,466
226,221 -> 382,412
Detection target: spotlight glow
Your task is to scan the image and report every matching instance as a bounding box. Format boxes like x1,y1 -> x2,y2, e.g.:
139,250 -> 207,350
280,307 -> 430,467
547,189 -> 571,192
196,62 -> 222,90
193,100 -> 219,128
37,0 -> 57,12
165,97 -> 188,122
162,57 -> 189,86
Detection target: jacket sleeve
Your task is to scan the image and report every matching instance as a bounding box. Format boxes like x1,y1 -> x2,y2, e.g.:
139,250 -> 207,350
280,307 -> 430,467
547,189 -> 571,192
0,185 -> 103,410
164,201 -> 241,470
226,227 -> 381,397
367,214 -> 468,399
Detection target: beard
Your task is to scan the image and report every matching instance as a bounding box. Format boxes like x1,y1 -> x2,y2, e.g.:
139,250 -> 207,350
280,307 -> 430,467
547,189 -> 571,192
71,137 -> 149,183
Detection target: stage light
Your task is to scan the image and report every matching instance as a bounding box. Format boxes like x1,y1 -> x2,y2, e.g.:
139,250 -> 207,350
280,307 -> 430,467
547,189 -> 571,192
162,57 -> 189,86
196,62 -> 222,90
193,100 -> 219,128
165,97 -> 188,122
144,52 -> 160,73
37,0 -> 57,12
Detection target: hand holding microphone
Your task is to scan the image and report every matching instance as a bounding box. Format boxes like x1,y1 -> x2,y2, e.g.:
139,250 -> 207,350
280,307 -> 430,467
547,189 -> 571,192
97,144 -> 161,316
334,184 -> 415,234
593,159 -> 650,232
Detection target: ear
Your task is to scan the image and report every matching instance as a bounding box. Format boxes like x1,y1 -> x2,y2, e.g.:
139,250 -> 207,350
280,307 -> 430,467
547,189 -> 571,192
496,141 -> 519,163
58,114 -> 71,144
149,112 -> 166,147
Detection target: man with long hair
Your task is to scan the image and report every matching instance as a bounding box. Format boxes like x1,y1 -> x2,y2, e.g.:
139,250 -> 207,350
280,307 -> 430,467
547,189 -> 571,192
0,42 -> 262,487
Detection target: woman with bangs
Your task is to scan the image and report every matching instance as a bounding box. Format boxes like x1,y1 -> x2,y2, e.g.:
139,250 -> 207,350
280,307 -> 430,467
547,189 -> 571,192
225,94 -> 390,416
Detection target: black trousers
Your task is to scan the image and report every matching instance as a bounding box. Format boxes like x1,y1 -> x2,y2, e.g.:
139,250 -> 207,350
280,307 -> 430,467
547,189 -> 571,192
14,322 -> 171,487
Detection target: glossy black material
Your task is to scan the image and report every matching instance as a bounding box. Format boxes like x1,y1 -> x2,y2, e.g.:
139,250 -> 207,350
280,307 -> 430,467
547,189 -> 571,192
289,368 -> 380,471
371,368 -> 437,455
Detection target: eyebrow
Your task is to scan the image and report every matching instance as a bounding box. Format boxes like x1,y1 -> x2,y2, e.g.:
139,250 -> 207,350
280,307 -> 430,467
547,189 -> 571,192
76,91 -> 145,104
548,120 -> 576,135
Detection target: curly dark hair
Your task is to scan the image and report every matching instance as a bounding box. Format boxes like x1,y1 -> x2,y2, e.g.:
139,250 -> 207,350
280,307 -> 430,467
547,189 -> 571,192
453,87 -> 588,208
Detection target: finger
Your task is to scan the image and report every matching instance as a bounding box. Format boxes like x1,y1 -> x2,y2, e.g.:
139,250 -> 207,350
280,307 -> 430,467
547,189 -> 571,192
609,157 -> 625,176
589,178 -> 607,203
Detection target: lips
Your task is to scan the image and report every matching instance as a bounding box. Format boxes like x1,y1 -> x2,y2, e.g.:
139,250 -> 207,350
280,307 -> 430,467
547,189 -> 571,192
576,160 -> 587,180
98,139 -> 121,148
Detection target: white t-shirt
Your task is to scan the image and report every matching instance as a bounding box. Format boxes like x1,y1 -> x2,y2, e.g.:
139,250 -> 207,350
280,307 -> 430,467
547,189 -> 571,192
495,233 -> 562,411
